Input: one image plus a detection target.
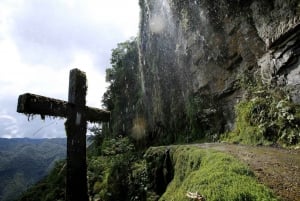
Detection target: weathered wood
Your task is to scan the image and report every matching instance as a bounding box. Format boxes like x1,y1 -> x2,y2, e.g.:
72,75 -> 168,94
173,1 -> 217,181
17,68 -> 110,201
17,93 -> 68,118
65,68 -> 88,201
17,93 -> 110,122
85,106 -> 110,123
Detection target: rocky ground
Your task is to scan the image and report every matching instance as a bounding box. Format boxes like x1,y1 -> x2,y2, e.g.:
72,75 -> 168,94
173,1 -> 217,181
196,143 -> 300,201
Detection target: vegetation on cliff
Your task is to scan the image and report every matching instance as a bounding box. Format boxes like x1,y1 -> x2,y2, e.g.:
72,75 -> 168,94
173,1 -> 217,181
223,79 -> 300,147
102,38 -> 143,141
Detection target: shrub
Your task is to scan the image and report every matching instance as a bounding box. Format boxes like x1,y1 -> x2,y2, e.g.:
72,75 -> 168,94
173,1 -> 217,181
225,88 -> 300,146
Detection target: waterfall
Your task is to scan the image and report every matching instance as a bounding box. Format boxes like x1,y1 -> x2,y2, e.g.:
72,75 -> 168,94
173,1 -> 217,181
138,0 -> 175,95
148,0 -> 175,34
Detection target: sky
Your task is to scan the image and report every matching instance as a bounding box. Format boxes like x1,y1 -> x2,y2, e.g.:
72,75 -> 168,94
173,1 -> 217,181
0,0 -> 140,138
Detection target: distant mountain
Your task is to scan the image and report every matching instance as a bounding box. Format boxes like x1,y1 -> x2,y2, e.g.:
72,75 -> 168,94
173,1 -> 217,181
0,138 -> 66,201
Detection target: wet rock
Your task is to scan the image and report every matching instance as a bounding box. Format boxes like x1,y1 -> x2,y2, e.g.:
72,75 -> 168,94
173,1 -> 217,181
138,0 -> 300,140
258,24 -> 300,103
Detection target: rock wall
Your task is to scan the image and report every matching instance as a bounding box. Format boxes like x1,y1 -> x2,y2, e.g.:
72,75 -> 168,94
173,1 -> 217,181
137,0 -> 300,141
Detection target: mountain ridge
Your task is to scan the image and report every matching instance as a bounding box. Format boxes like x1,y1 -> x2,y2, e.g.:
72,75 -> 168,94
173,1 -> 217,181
0,137 -> 66,201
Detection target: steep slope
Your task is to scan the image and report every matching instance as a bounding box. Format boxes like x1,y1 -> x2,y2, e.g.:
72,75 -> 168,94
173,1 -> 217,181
0,138 -> 66,201
137,0 -> 300,144
17,139 -> 285,201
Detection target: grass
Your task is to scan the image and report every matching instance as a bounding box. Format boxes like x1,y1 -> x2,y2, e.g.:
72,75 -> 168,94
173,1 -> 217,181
156,146 -> 278,201
17,143 -> 280,201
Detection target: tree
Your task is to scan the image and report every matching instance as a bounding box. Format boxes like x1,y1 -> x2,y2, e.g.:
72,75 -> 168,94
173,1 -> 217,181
102,38 -> 141,138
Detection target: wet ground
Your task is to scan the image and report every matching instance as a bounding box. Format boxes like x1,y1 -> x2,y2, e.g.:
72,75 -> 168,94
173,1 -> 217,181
196,143 -> 300,201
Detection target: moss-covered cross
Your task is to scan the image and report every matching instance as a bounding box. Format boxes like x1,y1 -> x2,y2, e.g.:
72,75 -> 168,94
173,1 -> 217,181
17,68 -> 110,201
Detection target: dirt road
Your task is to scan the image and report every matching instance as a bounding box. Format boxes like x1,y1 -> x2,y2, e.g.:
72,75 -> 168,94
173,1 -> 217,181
196,143 -> 300,201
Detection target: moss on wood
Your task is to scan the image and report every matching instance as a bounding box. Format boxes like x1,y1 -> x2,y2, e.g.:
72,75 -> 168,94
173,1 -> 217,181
17,93 -> 110,122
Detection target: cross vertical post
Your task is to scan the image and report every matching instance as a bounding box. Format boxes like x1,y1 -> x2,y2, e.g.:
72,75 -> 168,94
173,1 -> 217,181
65,69 -> 88,201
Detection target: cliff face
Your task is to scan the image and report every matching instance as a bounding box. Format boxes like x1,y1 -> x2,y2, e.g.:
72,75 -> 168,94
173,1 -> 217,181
138,0 -> 300,142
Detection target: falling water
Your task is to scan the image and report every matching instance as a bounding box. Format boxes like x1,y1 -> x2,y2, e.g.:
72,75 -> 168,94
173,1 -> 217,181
138,0 -> 176,95
138,53 -> 146,94
148,0 -> 175,34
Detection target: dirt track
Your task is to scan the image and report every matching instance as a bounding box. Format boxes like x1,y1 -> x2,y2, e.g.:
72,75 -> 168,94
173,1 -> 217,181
196,143 -> 300,201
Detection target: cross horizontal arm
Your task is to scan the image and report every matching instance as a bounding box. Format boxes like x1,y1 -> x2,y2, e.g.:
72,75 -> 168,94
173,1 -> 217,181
17,93 -> 110,122
85,106 -> 110,123
17,93 -> 68,118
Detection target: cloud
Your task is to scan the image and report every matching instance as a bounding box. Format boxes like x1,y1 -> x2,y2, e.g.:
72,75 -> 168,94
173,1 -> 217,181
0,0 -> 139,138
10,0 -> 139,68
0,110 -> 19,138
0,98 -> 66,139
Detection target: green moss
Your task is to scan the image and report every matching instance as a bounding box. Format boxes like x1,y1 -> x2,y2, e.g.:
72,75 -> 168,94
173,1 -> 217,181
155,146 -> 278,201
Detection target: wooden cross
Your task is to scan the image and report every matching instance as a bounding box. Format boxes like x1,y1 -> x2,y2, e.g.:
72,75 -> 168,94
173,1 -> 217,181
17,68 -> 110,201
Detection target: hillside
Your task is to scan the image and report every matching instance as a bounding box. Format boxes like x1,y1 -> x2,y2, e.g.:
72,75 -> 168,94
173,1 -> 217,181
0,138 -> 66,201
18,140 -> 300,201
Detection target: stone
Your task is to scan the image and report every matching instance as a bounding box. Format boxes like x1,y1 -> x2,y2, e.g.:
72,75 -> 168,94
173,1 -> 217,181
138,0 -> 300,138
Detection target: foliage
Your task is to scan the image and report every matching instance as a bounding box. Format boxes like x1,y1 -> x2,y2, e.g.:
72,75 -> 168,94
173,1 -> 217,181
17,136 -> 142,201
224,87 -> 300,146
15,139 -> 280,201
87,125 -> 105,155
128,160 -> 148,201
185,92 -> 224,143
0,173 -> 27,201
101,136 -> 135,156
102,38 -> 142,140
146,146 -> 278,201
17,160 -> 66,201
87,136 -> 149,201
0,138 -> 66,201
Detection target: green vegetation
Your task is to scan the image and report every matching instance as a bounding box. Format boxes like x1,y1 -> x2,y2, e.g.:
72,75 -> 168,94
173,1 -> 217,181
15,141 -> 280,201
0,138 -> 66,201
87,137 -> 147,201
224,86 -> 300,146
18,160 -> 65,201
148,146 -> 278,201
17,137 -> 143,201
103,38 -> 142,141
186,92 -> 224,142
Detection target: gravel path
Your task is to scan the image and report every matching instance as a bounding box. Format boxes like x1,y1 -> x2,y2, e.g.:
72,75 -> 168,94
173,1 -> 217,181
196,143 -> 300,201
